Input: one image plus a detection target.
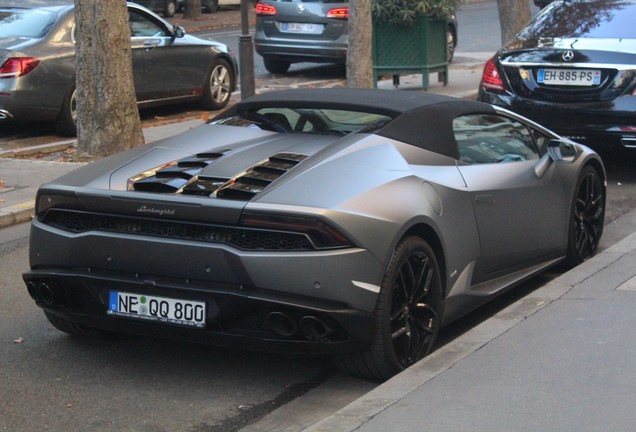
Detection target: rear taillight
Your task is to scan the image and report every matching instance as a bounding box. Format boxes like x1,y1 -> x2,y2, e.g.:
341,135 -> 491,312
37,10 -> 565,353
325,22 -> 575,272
480,58 -> 505,93
255,2 -> 277,15
327,7 -> 348,19
240,213 -> 353,249
0,57 -> 40,79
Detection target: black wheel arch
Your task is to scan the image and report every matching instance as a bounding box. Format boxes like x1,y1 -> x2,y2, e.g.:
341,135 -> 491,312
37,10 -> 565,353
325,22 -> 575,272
392,222 -> 447,297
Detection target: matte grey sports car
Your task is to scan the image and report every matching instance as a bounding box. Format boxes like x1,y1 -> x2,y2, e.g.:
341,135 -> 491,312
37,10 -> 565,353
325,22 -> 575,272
23,89 -> 605,380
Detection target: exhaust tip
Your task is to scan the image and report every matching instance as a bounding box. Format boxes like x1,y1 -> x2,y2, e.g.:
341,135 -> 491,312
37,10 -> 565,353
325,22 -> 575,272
300,316 -> 332,339
266,311 -> 297,337
37,283 -> 56,306
36,282 -> 68,307
26,281 -> 39,300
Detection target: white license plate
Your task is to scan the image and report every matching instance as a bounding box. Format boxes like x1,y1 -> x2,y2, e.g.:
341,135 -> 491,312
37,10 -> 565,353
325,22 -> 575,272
537,68 -> 601,86
108,291 -> 206,328
280,22 -> 322,34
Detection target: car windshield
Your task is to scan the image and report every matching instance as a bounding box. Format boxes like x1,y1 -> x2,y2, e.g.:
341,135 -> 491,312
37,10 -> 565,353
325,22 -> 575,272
213,107 -> 392,135
0,9 -> 57,38
518,1 -> 636,39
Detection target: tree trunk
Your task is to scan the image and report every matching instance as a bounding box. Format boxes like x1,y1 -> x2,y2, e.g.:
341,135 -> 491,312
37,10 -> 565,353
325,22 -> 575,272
183,0 -> 202,19
497,0 -> 531,45
347,0 -> 373,88
75,0 -> 144,158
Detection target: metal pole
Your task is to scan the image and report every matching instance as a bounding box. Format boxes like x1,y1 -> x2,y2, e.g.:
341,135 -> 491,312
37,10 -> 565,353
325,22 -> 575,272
239,0 -> 255,98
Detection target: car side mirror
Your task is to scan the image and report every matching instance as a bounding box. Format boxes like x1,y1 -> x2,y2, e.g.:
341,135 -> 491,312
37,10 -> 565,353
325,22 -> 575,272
535,139 -> 578,178
547,139 -> 577,163
172,25 -> 185,39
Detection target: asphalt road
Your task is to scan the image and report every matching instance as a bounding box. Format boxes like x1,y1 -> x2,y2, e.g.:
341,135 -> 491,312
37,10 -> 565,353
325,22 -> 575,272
0,222 -> 373,432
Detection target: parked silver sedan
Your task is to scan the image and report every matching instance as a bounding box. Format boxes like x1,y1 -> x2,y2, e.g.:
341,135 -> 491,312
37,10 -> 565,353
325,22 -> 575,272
0,2 -> 237,135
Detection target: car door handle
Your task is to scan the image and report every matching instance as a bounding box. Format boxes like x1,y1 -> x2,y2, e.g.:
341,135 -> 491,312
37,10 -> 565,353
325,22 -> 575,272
143,41 -> 158,51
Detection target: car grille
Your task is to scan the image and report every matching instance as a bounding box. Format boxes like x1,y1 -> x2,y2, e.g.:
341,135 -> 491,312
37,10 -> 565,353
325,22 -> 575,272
43,209 -> 316,251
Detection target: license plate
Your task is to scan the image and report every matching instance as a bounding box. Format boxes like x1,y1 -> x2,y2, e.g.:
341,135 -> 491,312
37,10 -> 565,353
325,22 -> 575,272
280,22 -> 323,34
107,291 -> 206,328
537,68 -> 601,86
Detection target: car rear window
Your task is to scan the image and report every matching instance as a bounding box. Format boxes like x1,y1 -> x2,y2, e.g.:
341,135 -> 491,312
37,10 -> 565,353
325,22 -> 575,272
0,10 -> 57,38
519,1 -> 636,39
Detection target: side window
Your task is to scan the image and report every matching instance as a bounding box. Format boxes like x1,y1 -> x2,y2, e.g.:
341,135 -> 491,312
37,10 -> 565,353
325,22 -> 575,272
453,114 -> 540,164
129,10 -> 166,37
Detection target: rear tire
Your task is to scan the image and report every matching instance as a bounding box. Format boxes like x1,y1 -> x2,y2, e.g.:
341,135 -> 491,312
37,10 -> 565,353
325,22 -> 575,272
54,84 -> 77,136
164,0 -> 177,17
44,311 -> 115,339
263,57 -> 291,74
565,165 -> 605,267
334,236 -> 443,381
447,24 -> 456,63
200,58 -> 233,110
203,0 -> 219,13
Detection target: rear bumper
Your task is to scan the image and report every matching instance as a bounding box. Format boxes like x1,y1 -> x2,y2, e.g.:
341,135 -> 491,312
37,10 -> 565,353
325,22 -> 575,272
24,217 -> 384,352
23,268 -> 371,354
479,89 -> 636,148
254,39 -> 347,64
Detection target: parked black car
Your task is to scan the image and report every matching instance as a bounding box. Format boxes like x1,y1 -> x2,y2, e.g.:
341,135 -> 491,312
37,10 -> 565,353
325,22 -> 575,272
478,0 -> 636,149
254,0 -> 457,74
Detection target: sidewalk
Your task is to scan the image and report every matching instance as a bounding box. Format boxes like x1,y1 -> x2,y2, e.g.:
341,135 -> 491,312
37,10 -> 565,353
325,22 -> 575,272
305,226 -> 636,432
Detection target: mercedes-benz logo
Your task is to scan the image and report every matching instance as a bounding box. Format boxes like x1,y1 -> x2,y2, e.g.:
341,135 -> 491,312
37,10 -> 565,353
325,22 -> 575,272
297,4 -> 305,13
562,50 -> 575,61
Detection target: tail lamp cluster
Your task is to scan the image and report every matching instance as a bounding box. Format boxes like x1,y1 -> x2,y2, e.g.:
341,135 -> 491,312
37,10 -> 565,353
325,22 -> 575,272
479,58 -> 505,93
36,193 -> 353,250
255,2 -> 348,18
0,57 -> 40,79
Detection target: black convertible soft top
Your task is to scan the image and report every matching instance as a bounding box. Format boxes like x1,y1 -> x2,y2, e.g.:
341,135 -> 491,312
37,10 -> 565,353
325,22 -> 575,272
218,88 -> 496,160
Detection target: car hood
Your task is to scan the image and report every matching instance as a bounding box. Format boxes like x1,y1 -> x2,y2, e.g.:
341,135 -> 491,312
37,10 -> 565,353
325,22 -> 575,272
500,37 -> 636,63
45,123 -> 416,221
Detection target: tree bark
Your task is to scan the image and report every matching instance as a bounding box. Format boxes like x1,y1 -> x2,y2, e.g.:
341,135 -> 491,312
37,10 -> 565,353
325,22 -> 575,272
75,0 -> 144,158
497,0 -> 531,45
347,0 -> 374,88
183,0 -> 202,19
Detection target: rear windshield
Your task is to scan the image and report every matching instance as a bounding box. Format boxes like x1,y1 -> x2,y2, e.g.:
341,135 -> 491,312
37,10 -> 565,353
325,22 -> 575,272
0,9 -> 57,38
518,1 -> 636,39
213,107 -> 391,135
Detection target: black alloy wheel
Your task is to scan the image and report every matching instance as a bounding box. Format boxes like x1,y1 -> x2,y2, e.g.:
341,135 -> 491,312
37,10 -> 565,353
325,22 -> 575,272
566,166 -> 605,266
334,236 -> 443,381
